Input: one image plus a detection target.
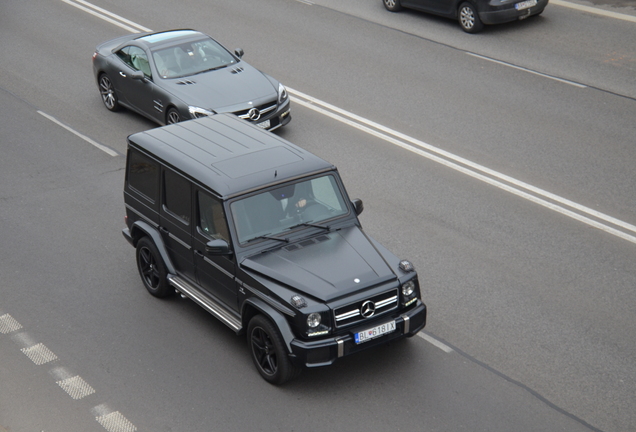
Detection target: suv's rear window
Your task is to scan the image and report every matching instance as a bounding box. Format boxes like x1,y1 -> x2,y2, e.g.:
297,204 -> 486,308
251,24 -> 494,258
127,150 -> 159,202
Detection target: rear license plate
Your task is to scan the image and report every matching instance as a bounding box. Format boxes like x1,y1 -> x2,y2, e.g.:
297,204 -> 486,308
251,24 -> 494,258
355,321 -> 396,344
515,0 -> 537,10
256,119 -> 271,129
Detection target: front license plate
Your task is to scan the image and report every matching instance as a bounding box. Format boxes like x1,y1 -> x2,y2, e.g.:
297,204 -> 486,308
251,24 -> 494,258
515,0 -> 537,10
355,321 -> 396,344
256,119 -> 271,129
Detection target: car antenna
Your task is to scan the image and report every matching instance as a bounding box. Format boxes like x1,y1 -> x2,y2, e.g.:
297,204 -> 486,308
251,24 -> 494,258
274,170 -> 277,178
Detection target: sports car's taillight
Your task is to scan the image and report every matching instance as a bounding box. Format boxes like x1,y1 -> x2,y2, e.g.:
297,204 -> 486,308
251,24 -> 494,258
92,52 -> 98,61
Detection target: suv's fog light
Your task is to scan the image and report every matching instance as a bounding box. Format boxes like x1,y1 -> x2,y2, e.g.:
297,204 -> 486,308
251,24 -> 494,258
307,312 -> 321,328
402,280 -> 415,297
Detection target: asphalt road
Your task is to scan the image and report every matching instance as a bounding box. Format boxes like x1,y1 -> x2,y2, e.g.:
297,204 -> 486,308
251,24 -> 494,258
1,1 -> 635,432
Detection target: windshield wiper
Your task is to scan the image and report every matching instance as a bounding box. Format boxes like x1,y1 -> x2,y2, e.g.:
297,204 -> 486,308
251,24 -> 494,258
287,222 -> 331,231
246,234 -> 289,243
194,64 -> 228,75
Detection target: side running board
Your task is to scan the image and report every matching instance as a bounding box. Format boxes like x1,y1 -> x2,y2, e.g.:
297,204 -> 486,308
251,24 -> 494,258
167,275 -> 242,333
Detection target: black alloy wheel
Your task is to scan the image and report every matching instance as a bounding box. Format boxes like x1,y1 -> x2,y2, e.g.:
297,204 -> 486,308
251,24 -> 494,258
99,74 -> 120,111
458,2 -> 484,33
248,315 -> 300,385
136,237 -> 171,297
383,0 -> 403,11
166,108 -> 181,124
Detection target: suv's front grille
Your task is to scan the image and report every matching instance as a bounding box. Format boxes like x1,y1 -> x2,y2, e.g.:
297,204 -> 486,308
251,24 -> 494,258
333,289 -> 398,328
235,102 -> 277,122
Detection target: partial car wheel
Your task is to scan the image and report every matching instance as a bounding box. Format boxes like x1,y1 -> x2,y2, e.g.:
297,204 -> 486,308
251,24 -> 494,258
99,73 -> 120,111
383,0 -> 403,11
458,2 -> 484,33
248,315 -> 301,385
166,108 -> 181,124
136,237 -> 171,297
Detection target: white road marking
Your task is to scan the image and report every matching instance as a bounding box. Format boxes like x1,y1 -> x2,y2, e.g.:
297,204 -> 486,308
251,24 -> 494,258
0,314 -> 23,334
289,88 -> 636,245
417,332 -> 454,353
60,0 -> 150,33
465,53 -> 588,88
552,0 -> 636,22
57,375 -> 97,400
38,111 -> 119,157
20,343 -> 58,365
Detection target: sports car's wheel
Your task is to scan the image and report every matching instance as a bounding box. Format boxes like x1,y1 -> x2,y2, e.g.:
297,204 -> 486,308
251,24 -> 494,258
99,74 -> 120,111
458,2 -> 484,33
166,108 -> 181,124
248,315 -> 300,385
383,0 -> 403,11
136,237 -> 171,297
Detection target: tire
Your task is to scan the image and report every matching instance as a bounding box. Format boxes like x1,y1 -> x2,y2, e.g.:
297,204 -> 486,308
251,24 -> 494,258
166,108 -> 181,125
98,73 -> 120,111
383,0 -> 403,11
458,2 -> 484,33
248,315 -> 301,385
136,237 -> 171,297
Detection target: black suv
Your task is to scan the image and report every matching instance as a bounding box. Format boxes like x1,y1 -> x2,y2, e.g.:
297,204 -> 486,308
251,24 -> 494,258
123,114 -> 427,384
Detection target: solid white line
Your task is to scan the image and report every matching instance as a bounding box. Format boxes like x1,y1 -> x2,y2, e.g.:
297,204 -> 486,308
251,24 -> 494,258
38,111 -> 119,157
60,0 -> 150,33
465,53 -> 587,88
289,90 -> 636,245
552,0 -> 636,22
418,332 -> 454,353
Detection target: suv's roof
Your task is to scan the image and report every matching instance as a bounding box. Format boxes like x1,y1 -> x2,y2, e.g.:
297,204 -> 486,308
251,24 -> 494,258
127,114 -> 334,198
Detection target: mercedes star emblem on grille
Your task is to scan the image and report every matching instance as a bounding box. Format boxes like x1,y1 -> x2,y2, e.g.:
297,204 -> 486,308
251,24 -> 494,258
247,108 -> 261,121
360,300 -> 376,318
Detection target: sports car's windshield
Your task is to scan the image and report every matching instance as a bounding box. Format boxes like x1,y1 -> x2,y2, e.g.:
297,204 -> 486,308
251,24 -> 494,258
151,37 -> 237,79
231,175 -> 350,244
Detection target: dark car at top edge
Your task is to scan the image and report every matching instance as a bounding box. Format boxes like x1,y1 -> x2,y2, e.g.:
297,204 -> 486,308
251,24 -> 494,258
92,29 -> 291,130
383,0 -> 548,33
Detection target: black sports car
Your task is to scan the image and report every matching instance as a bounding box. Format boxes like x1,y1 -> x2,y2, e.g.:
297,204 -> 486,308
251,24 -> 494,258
92,29 -> 291,130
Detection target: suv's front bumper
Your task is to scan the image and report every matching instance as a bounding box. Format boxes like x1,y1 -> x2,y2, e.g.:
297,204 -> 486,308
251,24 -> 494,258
289,301 -> 427,368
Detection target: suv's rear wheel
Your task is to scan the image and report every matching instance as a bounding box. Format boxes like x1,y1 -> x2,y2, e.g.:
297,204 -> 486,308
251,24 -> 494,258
248,315 -> 300,385
136,237 -> 171,297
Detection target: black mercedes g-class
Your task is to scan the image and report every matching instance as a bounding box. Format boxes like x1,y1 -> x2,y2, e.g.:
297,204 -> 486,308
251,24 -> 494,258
123,114 -> 427,384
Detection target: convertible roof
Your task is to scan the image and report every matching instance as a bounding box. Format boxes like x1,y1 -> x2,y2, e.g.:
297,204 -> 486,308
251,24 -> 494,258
127,114 -> 335,199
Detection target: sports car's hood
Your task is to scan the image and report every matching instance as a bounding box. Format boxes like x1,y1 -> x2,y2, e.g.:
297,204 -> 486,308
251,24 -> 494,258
164,63 -> 277,111
241,226 -> 397,303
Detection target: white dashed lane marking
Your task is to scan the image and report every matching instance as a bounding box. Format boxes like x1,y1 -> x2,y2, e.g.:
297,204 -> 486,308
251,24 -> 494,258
20,343 -> 59,365
0,314 -> 23,334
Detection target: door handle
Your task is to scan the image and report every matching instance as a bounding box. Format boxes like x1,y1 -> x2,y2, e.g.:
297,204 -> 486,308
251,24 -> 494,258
159,227 -> 169,234
194,250 -> 204,257
119,71 -> 127,77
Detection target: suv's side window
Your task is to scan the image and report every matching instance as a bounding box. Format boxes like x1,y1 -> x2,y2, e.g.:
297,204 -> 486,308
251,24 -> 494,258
127,150 -> 158,202
163,169 -> 191,224
198,191 -> 229,242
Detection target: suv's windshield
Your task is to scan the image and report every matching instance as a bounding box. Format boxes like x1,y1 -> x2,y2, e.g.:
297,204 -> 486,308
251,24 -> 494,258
151,37 -> 237,79
231,174 -> 349,244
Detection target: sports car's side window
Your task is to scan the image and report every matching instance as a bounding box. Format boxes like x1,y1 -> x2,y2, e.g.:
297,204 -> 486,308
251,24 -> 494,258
116,46 -> 152,78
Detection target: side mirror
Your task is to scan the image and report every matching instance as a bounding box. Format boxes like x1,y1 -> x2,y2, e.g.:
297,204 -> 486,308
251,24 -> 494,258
130,70 -> 146,81
351,199 -> 364,216
234,48 -> 244,58
206,239 -> 232,256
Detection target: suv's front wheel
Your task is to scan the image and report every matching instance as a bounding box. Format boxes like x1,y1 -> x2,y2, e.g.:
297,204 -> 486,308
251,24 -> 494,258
136,237 -> 171,297
248,315 -> 300,385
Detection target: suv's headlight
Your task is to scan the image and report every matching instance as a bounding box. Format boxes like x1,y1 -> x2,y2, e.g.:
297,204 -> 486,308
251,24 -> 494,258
278,83 -> 288,104
307,312 -> 321,328
402,280 -> 415,297
188,106 -> 215,118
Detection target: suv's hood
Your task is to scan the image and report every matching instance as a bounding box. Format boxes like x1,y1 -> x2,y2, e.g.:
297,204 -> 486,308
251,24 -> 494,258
164,63 -> 276,110
241,226 -> 397,302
